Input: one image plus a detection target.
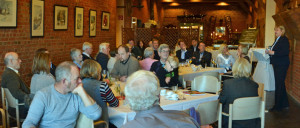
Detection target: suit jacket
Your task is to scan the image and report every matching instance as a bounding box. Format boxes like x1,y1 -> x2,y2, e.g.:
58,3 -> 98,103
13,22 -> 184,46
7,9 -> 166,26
176,50 -> 191,62
50,63 -> 56,77
189,45 -> 199,53
131,46 -> 142,58
96,52 -> 109,71
1,67 -> 30,103
192,51 -> 212,68
270,35 -> 290,65
82,54 -> 94,61
153,50 -> 160,60
219,77 -> 260,128
122,105 -> 200,128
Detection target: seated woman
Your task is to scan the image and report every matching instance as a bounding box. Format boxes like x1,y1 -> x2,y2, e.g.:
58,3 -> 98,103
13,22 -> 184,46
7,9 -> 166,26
237,44 -> 250,63
70,48 -> 83,69
155,56 -> 181,88
80,60 -> 119,126
216,44 -> 235,71
139,47 -> 158,71
219,58 -> 260,128
30,53 -> 55,96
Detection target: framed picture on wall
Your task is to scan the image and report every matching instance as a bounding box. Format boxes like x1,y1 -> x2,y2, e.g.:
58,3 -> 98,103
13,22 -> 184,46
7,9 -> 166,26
0,0 -> 17,28
54,5 -> 68,30
101,11 -> 110,30
89,10 -> 96,37
74,7 -> 83,36
31,0 -> 44,37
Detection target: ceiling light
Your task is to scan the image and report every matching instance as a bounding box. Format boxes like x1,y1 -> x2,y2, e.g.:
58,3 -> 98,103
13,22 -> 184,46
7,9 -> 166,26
216,2 -> 229,6
170,2 -> 180,6
163,0 -> 173,2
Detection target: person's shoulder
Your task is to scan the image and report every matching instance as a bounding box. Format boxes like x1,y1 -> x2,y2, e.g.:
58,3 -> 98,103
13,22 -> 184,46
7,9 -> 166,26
130,56 -> 139,62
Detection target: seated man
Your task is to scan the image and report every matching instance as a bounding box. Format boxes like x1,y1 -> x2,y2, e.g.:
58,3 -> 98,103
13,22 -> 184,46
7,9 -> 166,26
96,42 -> 110,71
192,42 -> 212,68
82,42 -> 94,61
122,70 -> 200,128
128,39 -> 142,59
1,52 -> 30,119
22,61 -> 101,128
111,45 -> 139,82
176,39 -> 191,62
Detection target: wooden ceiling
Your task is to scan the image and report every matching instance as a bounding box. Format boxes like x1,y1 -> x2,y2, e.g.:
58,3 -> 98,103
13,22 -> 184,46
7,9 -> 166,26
161,0 -> 258,14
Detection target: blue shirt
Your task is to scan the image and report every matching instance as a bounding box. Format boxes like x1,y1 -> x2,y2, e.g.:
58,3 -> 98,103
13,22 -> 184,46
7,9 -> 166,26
22,85 -> 101,128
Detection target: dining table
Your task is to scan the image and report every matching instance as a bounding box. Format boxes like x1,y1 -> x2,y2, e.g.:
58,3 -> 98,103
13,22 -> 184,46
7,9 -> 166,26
108,82 -> 219,127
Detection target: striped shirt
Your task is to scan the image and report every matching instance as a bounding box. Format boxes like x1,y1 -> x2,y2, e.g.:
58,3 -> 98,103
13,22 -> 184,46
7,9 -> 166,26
99,81 -> 119,107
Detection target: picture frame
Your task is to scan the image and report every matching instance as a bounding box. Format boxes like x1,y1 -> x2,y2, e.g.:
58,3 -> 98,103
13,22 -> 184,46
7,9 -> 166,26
54,5 -> 68,30
89,10 -> 96,37
101,11 -> 110,30
75,7 -> 83,37
216,26 -> 226,36
31,0 -> 44,37
0,0 -> 17,28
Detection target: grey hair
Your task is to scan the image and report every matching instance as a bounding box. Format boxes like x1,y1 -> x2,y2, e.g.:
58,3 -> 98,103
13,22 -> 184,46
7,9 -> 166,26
144,47 -> 154,58
82,42 -> 92,51
158,44 -> 169,53
125,70 -> 160,111
55,61 -> 77,82
70,48 -> 81,61
99,42 -> 109,53
4,52 -> 16,66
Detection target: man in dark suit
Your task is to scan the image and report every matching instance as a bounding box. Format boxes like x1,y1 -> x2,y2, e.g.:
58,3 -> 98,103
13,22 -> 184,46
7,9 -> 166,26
128,39 -> 142,59
176,40 -> 191,62
189,39 -> 199,57
266,26 -> 290,111
192,42 -> 212,68
96,43 -> 110,72
152,39 -> 160,60
82,42 -> 94,61
219,58 -> 260,128
1,52 -> 30,119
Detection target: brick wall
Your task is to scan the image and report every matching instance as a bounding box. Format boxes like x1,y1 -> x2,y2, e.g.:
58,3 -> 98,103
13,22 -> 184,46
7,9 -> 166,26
0,0 -> 116,85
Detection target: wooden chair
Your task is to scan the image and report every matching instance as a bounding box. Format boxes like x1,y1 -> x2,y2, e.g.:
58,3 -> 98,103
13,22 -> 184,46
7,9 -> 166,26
1,88 -> 25,128
196,100 -> 222,128
76,113 -> 108,128
219,97 -> 265,128
192,76 -> 221,94
0,108 -> 6,128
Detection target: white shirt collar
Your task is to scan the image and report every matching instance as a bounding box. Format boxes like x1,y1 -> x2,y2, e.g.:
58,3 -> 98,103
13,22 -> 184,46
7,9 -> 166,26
7,67 -> 19,74
82,52 -> 90,57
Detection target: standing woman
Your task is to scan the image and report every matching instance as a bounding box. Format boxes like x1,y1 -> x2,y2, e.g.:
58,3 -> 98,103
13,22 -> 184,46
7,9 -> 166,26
30,53 -> 55,96
266,26 -> 290,111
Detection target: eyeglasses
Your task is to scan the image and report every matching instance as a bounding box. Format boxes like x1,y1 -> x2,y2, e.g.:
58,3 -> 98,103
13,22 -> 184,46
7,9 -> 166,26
161,50 -> 170,53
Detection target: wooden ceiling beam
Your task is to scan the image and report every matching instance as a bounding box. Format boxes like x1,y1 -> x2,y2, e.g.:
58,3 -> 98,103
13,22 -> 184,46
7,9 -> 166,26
161,0 -> 241,4
244,0 -> 258,13
238,2 -> 251,14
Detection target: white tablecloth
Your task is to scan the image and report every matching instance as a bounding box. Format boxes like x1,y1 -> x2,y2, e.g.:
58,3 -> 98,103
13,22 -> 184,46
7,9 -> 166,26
250,48 -> 275,91
179,67 -> 226,83
108,93 -> 218,127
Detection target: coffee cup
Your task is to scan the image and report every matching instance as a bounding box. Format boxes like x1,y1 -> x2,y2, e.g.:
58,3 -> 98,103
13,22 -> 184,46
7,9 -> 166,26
160,89 -> 167,96
167,91 -> 174,96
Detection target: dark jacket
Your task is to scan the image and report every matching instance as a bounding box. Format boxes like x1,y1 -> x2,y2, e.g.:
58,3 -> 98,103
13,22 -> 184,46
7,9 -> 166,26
50,63 -> 56,77
192,51 -> 212,68
176,50 -> 191,62
219,77 -> 260,128
153,50 -> 160,60
270,35 -> 290,65
131,46 -> 143,58
96,52 -> 109,71
189,45 -> 199,53
82,78 -> 108,126
155,67 -> 181,88
82,53 -> 94,61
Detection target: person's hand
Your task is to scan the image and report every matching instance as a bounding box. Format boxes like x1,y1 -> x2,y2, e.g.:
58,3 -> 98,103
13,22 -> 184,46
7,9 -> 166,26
120,76 -> 127,82
72,83 -> 84,94
192,57 -> 196,59
165,77 -> 171,84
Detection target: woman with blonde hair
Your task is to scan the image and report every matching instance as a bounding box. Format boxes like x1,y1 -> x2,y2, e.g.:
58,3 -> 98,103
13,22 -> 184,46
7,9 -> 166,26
266,25 -> 290,111
80,59 -> 119,127
219,58 -> 260,128
155,56 -> 181,88
30,53 -> 55,96
216,44 -> 235,70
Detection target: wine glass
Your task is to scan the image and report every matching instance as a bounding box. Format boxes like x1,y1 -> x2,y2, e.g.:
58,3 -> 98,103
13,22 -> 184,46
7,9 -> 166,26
102,70 -> 107,79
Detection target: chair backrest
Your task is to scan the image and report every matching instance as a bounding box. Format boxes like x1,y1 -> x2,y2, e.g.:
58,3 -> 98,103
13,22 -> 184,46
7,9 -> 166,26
1,88 -> 6,109
3,88 -> 18,108
0,108 -> 6,128
201,72 -> 220,81
231,97 -> 262,120
257,83 -> 266,101
76,113 -> 94,128
192,76 -> 220,94
196,100 -> 219,125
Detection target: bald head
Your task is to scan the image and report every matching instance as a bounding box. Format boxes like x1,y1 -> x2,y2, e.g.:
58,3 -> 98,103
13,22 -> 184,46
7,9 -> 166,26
4,52 -> 22,70
198,42 -> 206,53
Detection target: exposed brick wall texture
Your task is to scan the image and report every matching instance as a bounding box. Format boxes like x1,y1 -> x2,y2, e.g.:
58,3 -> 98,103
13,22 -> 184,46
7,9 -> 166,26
0,0 -> 116,85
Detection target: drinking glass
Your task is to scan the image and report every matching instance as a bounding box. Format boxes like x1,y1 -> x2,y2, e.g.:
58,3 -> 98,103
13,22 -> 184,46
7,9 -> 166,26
102,70 -> 107,79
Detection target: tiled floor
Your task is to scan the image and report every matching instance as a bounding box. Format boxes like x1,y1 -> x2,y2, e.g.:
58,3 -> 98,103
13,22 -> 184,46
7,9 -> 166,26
265,95 -> 300,128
